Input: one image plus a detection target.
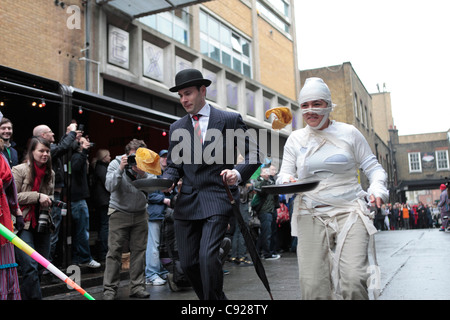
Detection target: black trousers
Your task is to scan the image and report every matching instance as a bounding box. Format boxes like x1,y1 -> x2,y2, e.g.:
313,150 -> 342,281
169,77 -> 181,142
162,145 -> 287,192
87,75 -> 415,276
174,215 -> 229,300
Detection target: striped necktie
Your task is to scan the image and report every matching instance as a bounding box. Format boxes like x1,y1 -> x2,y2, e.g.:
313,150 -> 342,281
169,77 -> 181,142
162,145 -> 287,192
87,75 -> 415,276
192,114 -> 203,144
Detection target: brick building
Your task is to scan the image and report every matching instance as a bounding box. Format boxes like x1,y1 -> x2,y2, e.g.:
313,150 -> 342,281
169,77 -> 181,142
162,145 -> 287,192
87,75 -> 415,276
0,0 -> 300,163
389,128 -> 450,203
0,0 -> 301,265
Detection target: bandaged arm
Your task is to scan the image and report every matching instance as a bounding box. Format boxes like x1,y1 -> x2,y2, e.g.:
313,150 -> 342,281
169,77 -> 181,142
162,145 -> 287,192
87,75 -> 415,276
360,154 -> 389,203
276,134 -> 299,185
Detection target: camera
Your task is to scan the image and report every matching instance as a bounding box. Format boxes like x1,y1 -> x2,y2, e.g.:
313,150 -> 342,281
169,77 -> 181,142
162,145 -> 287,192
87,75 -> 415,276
37,199 -> 67,233
127,153 -> 137,167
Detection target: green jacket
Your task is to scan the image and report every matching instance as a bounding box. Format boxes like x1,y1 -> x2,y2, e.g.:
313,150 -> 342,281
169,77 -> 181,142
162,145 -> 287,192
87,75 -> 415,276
254,177 -> 279,214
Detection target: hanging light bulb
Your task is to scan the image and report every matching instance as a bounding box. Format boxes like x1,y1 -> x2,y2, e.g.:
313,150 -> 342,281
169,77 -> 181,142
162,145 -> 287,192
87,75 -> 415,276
32,101 -> 37,107
0,101 -> 4,107
78,106 -> 83,114
162,130 -> 167,137
40,100 -> 46,107
137,124 -> 142,131
110,116 -> 114,124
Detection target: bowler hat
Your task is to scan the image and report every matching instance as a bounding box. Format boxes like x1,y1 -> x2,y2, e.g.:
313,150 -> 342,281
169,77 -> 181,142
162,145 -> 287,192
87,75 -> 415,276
169,68 -> 211,92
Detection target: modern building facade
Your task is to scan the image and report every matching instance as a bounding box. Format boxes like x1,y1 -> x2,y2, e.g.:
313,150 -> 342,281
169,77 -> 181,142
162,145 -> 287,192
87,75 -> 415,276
0,0 -> 300,265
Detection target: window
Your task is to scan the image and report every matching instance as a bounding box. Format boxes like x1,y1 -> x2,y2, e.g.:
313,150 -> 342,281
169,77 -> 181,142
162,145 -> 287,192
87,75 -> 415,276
256,0 -> 290,34
436,149 -> 449,171
267,0 -> 290,17
354,93 -> 359,118
226,79 -> 239,109
139,9 -> 190,46
364,106 -> 369,129
359,100 -> 363,124
200,11 -> 252,78
246,89 -> 256,117
408,152 -> 422,173
263,96 -> 272,123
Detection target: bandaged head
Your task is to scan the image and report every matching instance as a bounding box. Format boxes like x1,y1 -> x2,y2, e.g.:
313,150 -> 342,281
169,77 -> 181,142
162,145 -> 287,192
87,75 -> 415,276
299,77 -> 335,130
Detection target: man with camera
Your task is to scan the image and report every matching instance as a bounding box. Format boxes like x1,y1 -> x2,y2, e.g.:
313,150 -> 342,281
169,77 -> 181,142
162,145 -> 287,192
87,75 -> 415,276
103,139 -> 156,300
70,136 -> 100,268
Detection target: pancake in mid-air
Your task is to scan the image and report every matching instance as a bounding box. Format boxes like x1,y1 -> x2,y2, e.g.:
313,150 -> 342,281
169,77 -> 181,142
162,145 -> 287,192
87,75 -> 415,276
265,107 -> 293,130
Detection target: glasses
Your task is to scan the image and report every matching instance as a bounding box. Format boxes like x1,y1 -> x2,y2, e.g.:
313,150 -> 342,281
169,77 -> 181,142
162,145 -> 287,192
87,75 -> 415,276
43,130 -> 53,134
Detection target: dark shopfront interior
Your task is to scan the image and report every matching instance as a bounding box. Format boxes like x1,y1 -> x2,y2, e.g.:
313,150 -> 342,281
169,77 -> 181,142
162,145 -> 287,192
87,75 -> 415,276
0,65 -> 179,267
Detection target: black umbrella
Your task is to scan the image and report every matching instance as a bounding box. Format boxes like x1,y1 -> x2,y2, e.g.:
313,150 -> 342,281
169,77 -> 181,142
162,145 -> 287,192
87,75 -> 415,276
222,174 -> 274,300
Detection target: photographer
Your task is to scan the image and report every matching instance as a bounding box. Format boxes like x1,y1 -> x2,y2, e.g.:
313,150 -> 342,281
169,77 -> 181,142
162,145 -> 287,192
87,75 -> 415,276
11,136 -> 55,300
103,139 -> 156,300
33,122 -> 81,265
70,137 -> 100,268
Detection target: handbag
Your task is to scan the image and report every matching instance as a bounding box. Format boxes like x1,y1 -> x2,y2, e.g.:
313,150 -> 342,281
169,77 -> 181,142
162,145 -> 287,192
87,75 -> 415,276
276,203 -> 289,224
248,211 -> 261,228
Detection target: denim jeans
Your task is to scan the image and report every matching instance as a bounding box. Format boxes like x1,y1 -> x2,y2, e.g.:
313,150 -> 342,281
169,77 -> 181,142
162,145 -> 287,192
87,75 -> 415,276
231,202 -> 249,258
145,220 -> 168,281
257,211 -> 275,258
14,228 -> 50,300
49,192 -> 62,263
71,199 -> 93,264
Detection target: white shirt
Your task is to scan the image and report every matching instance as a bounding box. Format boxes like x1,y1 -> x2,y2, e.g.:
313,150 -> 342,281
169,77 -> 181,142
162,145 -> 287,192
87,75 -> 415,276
190,103 -> 210,142
190,103 -> 242,184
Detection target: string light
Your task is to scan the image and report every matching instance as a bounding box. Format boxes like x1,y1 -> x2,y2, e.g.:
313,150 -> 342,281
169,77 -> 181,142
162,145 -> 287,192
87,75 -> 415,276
0,88 -> 171,136
137,124 -> 141,131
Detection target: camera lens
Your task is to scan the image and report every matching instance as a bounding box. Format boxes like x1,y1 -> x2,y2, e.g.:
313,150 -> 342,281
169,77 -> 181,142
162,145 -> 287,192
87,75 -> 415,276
37,209 -> 50,233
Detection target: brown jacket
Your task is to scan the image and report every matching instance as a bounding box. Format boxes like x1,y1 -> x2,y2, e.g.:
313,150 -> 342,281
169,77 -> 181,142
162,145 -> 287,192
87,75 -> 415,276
12,162 -> 55,230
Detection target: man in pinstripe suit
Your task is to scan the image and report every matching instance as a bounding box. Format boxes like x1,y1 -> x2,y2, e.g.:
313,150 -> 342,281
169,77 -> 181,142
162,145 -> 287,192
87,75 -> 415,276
163,69 -> 262,300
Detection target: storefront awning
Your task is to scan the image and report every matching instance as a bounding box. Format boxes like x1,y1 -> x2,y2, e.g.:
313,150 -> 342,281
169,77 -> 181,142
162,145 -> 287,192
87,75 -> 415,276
69,86 -> 180,126
96,0 -> 212,18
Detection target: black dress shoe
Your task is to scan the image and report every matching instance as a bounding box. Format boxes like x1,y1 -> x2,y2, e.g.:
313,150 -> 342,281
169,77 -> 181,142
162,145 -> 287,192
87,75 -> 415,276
129,290 -> 150,299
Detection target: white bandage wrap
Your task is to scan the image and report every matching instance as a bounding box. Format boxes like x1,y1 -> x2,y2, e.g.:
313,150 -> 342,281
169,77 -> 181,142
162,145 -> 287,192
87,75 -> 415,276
299,78 -> 336,130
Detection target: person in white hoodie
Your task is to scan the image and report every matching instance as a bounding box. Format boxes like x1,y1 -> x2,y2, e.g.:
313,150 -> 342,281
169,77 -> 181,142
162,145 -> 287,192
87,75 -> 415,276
276,78 -> 388,300
102,139 -> 156,300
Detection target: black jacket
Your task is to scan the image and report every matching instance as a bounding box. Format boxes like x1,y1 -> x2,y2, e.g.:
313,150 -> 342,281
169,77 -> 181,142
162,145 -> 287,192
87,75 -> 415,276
91,161 -> 110,207
51,131 -> 77,189
71,148 -> 90,201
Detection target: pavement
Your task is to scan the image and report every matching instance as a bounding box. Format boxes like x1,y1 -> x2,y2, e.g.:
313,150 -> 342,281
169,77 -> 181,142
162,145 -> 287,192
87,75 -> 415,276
42,251 -> 300,301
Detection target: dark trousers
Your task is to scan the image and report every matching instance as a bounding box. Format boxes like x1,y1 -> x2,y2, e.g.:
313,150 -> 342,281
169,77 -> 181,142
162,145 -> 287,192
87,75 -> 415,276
174,215 -> 229,300
15,229 -> 50,300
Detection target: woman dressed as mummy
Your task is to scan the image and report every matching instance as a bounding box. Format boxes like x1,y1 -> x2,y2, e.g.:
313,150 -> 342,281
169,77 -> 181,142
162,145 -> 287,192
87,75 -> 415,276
277,78 -> 388,300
